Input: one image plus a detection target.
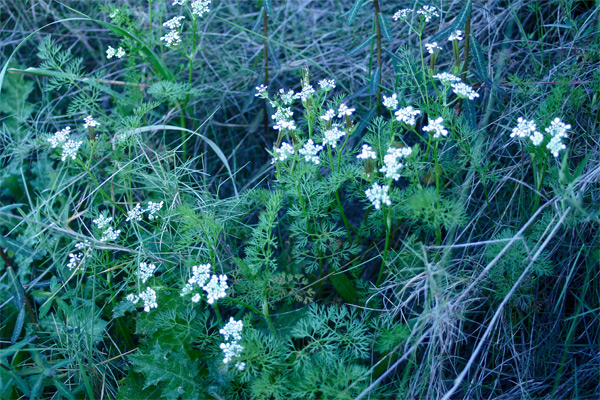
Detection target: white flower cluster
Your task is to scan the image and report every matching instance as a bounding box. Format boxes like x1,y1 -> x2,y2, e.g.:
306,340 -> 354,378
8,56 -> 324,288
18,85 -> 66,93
271,142 -> 295,164
47,126 -> 83,162
545,117 -> 571,157
180,264 -> 229,305
365,183 -> 391,209
272,106 -> 296,131
278,89 -> 295,105
451,82 -> 479,100
255,84 -> 268,98
379,146 -> 412,180
126,203 -> 143,222
320,109 -> 336,122
147,201 -> 164,220
191,0 -> 211,17
173,0 -> 187,5
417,5 -> 439,22
393,9 -> 411,21
318,79 -> 336,91
425,42 -> 442,54
322,126 -> 346,148
337,103 -> 355,118
137,262 -> 157,284
294,85 -> 315,102
83,115 -> 100,129
433,72 -> 461,85
127,287 -> 158,313
161,30 -> 181,47
423,117 -> 448,139
163,16 -> 185,29
219,317 -> 245,370
510,117 -> 571,157
299,139 -> 323,165
67,240 -> 91,271
382,93 -> 398,109
395,106 -> 421,126
93,214 -> 121,242
448,30 -> 463,41
106,46 -> 125,59
357,144 -> 377,160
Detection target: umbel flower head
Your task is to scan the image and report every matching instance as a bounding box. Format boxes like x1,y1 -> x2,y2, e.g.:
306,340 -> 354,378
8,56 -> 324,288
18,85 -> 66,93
272,142 -> 295,164
395,106 -> 421,126
423,117 -> 448,139
365,183 -> 391,210
299,139 -> 323,164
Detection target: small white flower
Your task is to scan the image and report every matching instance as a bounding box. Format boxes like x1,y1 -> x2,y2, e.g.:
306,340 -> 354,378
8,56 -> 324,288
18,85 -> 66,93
451,82 -> 479,100
48,127 -> 71,148
393,9 -> 412,21
320,109 -> 336,122
547,135 -> 566,157
365,183 -> 391,210
423,117 -> 448,139
109,9 -> 119,19
294,85 -> 315,102
318,79 -> 336,91
115,47 -> 126,58
139,287 -> 157,312
191,0 -> 211,17
126,293 -> 139,304
299,139 -> 323,165
322,126 -> 346,148
417,5 -> 439,22
203,274 -> 228,304
337,103 -> 355,117
448,30 -> 464,41
83,115 -> 100,129
191,293 -> 201,303
93,215 -> 113,230
67,253 -> 82,270
126,203 -> 143,222
75,240 -> 91,250
271,142 -> 295,164
60,140 -> 82,161
272,107 -> 296,131
146,201 -> 164,220
220,317 -> 243,342
137,262 -> 157,284
425,42 -> 442,54
100,226 -> 121,242
433,72 -> 461,85
106,46 -> 117,59
163,16 -> 185,29
395,106 -> 421,126
255,84 -> 268,97
278,88 -> 295,105
382,93 -> 398,109
510,117 -> 538,139
530,130 -> 544,146
220,341 -> 243,364
545,117 -> 571,138
236,362 -> 246,371
160,30 -> 181,47
173,0 -> 187,5
357,144 -> 377,160
379,146 -> 412,180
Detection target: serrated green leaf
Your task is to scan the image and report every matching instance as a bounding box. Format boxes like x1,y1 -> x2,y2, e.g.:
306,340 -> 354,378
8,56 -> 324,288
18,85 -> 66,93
346,0 -> 364,26
346,34 -> 376,56
378,13 -> 393,42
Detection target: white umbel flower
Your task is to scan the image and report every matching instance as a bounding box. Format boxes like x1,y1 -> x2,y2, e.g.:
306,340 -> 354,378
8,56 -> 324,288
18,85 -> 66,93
163,16 -> 185,29
160,30 -> 181,47
83,115 -> 100,129
191,0 -> 211,17
357,144 -> 377,160
272,142 -> 295,164
299,139 -> 323,164
393,9 -> 411,21
139,287 -> 158,312
425,42 -> 442,54
137,262 -> 157,284
219,317 -> 243,342
220,341 -> 243,364
320,109 -> 336,122
48,127 -> 71,148
417,5 -> 439,22
203,274 -> 228,304
448,30 -> 464,41
365,183 -> 391,210
379,146 -> 412,180
61,140 -> 82,161
93,215 -> 112,230
395,106 -> 421,126
126,203 -> 144,222
433,72 -> 461,85
452,82 -> 479,100
100,226 -> 121,242
382,93 -> 398,109
545,117 -> 570,157
318,79 -> 336,91
146,201 -> 164,220
67,253 -> 82,270
423,117 -> 448,139
510,117 -> 538,139
322,126 -> 346,148
255,84 -> 268,97
181,264 -> 212,297
337,103 -> 355,117
294,85 -> 315,102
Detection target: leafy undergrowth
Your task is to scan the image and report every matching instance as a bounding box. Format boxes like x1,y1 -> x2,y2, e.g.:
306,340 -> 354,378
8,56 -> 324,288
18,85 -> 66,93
1,0 -> 599,399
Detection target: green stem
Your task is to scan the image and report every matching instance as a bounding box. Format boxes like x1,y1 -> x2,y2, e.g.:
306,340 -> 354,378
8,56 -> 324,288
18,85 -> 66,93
376,205 -> 392,286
